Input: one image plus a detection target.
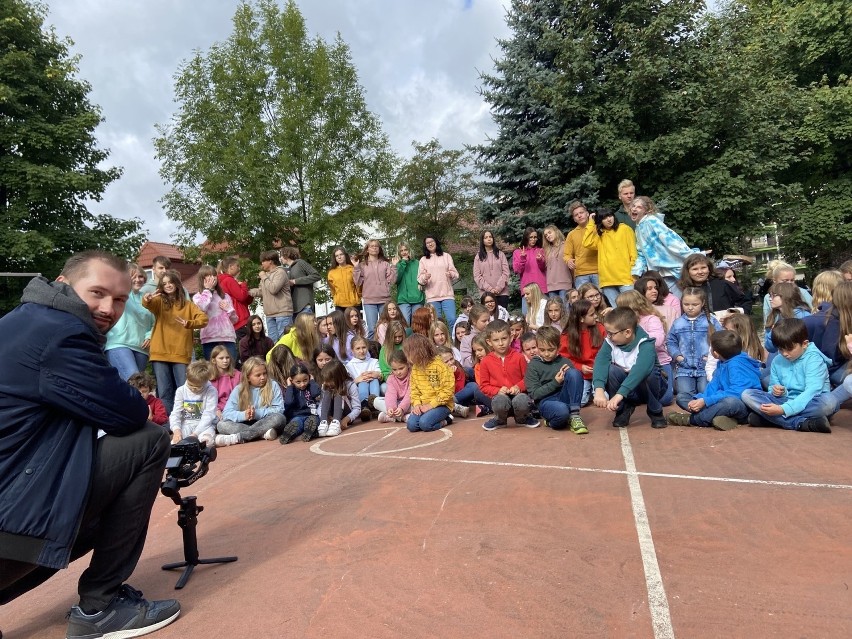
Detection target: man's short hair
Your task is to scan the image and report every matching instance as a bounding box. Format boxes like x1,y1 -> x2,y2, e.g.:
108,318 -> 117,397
59,251 -> 128,282
567,200 -> 586,215
770,318 -> 809,351
710,330 -> 742,361
617,179 -> 634,193
186,360 -> 213,385
260,250 -> 281,265
152,255 -> 172,268
279,247 -> 300,261
603,307 -> 638,332
485,319 -> 510,338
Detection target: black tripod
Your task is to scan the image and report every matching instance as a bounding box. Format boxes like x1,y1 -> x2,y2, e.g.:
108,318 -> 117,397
161,492 -> 238,589
160,438 -> 237,589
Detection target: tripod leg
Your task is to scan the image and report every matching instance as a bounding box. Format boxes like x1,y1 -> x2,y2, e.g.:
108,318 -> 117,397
196,556 -> 238,565
174,564 -> 196,590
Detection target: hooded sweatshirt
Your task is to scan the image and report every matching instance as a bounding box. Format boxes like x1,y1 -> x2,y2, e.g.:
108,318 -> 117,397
770,343 -> 832,417
695,352 -> 762,407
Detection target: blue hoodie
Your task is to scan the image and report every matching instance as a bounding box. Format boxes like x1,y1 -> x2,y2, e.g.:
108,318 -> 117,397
696,352 -> 762,406
769,343 -> 832,417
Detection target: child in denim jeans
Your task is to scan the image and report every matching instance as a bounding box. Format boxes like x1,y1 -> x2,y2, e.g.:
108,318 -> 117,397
742,318 -> 838,432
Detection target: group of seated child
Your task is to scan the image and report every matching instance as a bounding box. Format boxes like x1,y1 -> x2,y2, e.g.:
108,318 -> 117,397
128,285 -> 852,446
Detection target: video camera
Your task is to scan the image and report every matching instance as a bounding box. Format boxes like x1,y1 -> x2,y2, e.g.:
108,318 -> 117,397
161,437 -> 216,503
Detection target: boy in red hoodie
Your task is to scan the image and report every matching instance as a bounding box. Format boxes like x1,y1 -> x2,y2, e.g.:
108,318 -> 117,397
478,320 -> 540,430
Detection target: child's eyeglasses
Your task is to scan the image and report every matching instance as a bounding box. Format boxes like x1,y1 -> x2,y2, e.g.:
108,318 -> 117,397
606,328 -> 628,338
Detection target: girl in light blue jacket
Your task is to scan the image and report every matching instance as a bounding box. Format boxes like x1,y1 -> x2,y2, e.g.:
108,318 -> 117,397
215,357 -> 286,446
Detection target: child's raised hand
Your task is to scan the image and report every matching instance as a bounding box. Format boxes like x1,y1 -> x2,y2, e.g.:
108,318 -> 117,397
174,317 -> 188,327
554,364 -> 568,384
350,255 -> 360,266
246,406 -> 255,421
203,275 -> 217,290
218,300 -> 229,311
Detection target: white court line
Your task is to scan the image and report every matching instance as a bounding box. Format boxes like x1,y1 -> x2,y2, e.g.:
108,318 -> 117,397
331,452 -> 852,491
619,428 -> 675,639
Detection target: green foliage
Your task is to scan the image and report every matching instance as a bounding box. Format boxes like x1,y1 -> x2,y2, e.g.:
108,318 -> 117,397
477,0 -> 799,254
0,0 -> 142,313
384,139 -> 478,247
155,0 -> 396,271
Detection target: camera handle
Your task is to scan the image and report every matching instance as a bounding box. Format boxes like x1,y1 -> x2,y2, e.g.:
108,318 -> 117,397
161,494 -> 238,589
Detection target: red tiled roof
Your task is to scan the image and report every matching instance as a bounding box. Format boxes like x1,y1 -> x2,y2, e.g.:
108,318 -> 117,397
136,241 -> 185,267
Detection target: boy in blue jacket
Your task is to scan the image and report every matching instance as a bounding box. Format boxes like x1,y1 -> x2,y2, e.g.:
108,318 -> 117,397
667,331 -> 761,430
741,318 -> 837,433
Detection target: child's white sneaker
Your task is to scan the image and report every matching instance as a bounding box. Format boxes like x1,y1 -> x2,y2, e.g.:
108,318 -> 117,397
453,404 -> 469,418
263,427 -> 278,441
214,433 -> 240,447
326,419 -> 342,437
377,412 -> 392,423
317,420 -> 329,437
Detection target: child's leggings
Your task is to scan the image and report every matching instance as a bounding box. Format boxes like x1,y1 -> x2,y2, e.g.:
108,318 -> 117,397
216,414 -> 287,442
320,390 -> 350,422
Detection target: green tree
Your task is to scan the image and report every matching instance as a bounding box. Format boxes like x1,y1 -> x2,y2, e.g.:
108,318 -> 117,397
155,0 -> 396,270
0,0 -> 142,312
743,0 -> 852,272
477,0 -> 798,254
385,139 -> 478,247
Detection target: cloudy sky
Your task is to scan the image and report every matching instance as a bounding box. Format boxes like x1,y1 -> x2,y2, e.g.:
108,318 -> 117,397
45,0 -> 511,243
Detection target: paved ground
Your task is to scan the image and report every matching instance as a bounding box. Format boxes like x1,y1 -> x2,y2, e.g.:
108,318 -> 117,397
4,405 -> 852,638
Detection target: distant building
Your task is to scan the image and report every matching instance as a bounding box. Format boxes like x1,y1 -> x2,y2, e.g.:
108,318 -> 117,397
136,241 -> 201,294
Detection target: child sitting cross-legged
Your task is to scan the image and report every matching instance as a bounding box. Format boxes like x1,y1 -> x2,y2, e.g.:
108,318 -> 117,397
592,307 -> 667,429
402,334 -> 456,432
437,346 -> 487,419
374,350 -> 412,423
278,362 -> 322,444
479,319 -> 540,430
170,360 -> 219,446
741,318 -> 838,433
525,326 -> 588,434
345,334 -> 381,422
666,330 -> 762,430
216,357 -> 287,446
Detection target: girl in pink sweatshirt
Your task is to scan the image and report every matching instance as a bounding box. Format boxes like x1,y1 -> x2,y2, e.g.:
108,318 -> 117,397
418,236 -> 459,329
374,350 -> 411,423
352,239 -> 397,340
512,227 -> 548,314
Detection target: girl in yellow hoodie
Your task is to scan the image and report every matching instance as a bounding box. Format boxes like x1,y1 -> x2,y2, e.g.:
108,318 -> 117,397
142,270 -> 208,414
582,211 -> 637,309
327,246 -> 362,311
402,335 -> 455,432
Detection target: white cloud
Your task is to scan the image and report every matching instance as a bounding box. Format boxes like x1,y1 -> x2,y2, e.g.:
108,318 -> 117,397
45,0 -> 511,242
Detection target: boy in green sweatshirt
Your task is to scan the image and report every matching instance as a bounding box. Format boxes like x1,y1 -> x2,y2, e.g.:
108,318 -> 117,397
592,307 -> 666,428
524,327 -> 589,434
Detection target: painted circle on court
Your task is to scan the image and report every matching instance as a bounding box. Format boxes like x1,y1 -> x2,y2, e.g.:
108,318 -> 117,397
310,426 -> 452,457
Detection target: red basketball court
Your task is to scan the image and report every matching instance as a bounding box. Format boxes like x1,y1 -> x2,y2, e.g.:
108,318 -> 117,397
4,405 -> 852,638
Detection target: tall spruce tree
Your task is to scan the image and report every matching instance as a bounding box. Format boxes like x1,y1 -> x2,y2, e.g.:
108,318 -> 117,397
477,0 -> 797,253
0,0 -> 142,313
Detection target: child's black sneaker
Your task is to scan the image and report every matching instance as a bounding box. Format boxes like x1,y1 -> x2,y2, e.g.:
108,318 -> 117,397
66,585 -> 180,639
747,412 -> 773,428
482,417 -> 506,431
648,411 -> 667,429
612,403 -> 635,428
799,416 -> 831,433
278,419 -> 301,444
301,416 -> 319,441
